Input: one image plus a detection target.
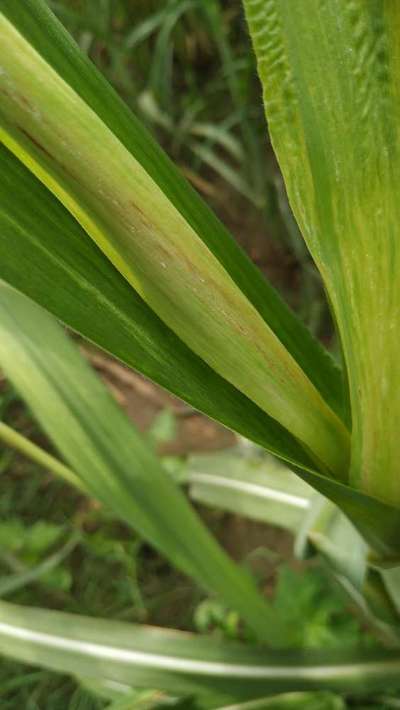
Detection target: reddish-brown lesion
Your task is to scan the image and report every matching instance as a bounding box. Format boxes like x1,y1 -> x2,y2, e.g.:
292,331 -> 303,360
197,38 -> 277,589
17,94 -> 32,110
16,124 -> 82,189
18,126 -> 53,160
128,200 -> 147,220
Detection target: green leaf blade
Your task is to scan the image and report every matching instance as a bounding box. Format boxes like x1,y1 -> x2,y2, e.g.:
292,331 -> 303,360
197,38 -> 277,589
0,0 -> 346,427
244,0 -> 400,506
0,281 -> 285,643
0,142 -> 313,473
1,601 -> 400,698
0,12 -> 349,478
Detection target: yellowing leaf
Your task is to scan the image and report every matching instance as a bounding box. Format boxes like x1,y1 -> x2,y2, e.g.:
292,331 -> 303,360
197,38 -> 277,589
0,13 -> 349,478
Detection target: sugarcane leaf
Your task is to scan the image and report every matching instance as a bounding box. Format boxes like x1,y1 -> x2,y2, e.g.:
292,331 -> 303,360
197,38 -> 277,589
0,0 -> 346,426
0,281 -> 286,644
1,601 -> 400,698
0,4 -> 350,478
0,142 -> 314,474
184,448 -> 314,533
243,0 -> 400,506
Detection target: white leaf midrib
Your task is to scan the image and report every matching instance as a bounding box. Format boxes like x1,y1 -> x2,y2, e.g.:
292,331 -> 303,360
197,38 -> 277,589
0,621 -> 399,681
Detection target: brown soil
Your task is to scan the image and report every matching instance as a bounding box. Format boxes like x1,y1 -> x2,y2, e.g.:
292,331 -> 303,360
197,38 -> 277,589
83,347 -> 235,456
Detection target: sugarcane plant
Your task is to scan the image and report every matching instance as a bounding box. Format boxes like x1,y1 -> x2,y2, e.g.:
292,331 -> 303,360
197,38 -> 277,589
0,0 -> 400,705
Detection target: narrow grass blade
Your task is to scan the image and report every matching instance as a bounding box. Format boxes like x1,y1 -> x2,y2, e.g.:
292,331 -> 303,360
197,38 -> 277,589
0,532 -> 80,598
0,143 -> 314,473
0,422 -> 83,491
0,282 -> 285,644
1,601 -> 400,697
243,0 -> 400,506
0,0 -> 346,426
0,7 -> 349,478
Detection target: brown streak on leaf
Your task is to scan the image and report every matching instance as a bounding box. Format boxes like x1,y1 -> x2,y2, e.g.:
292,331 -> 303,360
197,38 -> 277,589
18,95 -> 32,110
18,126 -> 53,160
128,199 -> 152,226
